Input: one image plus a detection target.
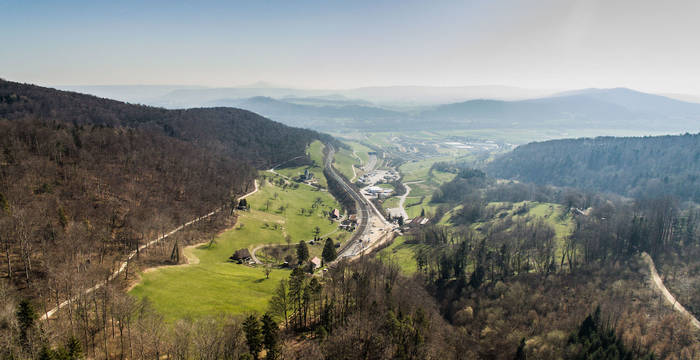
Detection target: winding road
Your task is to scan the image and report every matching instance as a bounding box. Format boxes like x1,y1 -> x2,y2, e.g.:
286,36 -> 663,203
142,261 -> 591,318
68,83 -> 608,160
389,180 -> 423,221
41,180 -> 259,321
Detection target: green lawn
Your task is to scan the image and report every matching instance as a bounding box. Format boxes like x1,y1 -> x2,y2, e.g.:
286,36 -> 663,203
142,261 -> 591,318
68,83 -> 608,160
130,174 -> 341,321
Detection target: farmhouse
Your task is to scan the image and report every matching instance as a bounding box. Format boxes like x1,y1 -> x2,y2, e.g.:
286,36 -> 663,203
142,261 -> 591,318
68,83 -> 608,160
310,256 -> 322,269
229,248 -> 252,263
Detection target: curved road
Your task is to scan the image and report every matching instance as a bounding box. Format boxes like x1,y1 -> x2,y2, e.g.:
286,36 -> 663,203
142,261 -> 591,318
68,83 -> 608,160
642,252 -> 700,329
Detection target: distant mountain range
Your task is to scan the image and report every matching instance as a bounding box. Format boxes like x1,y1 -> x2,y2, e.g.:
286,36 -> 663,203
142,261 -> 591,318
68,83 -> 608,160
206,96 -> 406,130
420,88 -> 700,132
57,84 -> 554,108
55,84 -> 700,134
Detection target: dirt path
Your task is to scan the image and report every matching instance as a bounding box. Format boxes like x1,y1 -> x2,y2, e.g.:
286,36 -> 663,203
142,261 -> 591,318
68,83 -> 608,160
642,252 -> 700,330
41,180 -> 259,321
350,149 -> 362,182
250,244 -> 265,264
396,180 -> 423,220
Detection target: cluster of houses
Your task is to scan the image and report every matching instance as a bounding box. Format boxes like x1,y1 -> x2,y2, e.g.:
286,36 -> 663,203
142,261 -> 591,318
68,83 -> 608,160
340,214 -> 357,231
229,247 -> 324,270
357,169 -> 400,185
299,168 -> 314,181
364,186 -> 393,198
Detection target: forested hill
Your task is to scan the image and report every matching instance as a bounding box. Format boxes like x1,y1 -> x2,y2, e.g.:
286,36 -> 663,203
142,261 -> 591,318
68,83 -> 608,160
0,79 -> 334,168
486,133 -> 700,202
0,79 -> 331,297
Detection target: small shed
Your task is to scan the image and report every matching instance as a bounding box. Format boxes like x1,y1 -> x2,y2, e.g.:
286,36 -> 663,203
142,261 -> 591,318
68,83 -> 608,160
331,208 -> 340,219
310,256 -> 322,269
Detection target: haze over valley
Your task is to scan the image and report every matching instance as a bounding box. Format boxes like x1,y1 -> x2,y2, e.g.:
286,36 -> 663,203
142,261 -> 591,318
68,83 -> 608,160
2,1 -> 700,359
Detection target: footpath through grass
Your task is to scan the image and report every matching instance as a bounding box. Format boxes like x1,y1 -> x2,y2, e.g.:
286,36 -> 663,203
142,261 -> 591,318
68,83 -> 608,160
130,174 -> 340,321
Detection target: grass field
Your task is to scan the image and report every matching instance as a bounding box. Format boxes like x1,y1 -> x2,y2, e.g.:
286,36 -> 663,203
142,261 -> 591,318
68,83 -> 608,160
380,201 -> 574,276
378,236 -> 426,275
274,140 -> 329,188
333,147 -> 360,180
130,174 -> 341,321
382,197 -> 401,210
466,201 -> 574,259
345,141 -> 373,165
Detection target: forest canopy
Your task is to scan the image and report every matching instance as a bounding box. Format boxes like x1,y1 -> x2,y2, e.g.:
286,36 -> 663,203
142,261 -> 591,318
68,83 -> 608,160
486,134 -> 700,203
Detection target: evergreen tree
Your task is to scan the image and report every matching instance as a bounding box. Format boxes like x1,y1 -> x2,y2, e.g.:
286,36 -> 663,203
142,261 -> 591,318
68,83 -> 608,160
568,307 -> 655,359
261,313 -> 279,360
322,237 -> 337,264
242,315 -> 263,360
16,299 -> 37,351
514,338 -> 526,360
296,240 -> 309,264
65,335 -> 82,359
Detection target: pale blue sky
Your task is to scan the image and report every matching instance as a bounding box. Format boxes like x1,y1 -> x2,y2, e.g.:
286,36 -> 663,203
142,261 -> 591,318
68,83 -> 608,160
2,0 -> 700,94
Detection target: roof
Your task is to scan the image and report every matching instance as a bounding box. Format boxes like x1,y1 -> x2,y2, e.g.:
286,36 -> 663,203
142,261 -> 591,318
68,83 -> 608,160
231,248 -> 251,260
310,256 -> 322,268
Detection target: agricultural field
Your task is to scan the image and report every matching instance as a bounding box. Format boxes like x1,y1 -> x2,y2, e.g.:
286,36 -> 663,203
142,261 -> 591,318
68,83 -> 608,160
130,173 -> 342,321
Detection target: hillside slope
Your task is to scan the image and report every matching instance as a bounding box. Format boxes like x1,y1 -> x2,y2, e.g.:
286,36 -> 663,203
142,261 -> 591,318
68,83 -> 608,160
486,133 -> 700,202
0,79 -> 330,298
1,80 -> 334,168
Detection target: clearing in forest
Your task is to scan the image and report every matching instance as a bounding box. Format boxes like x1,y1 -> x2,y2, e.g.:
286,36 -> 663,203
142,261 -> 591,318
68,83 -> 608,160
129,173 -> 341,321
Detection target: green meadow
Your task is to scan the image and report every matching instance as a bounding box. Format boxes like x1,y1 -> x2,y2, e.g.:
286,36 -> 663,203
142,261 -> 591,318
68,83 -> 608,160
274,140 -> 328,188
130,173 -> 341,321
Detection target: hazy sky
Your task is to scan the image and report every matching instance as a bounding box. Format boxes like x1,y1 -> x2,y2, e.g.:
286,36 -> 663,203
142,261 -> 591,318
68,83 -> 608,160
2,0 -> 700,94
